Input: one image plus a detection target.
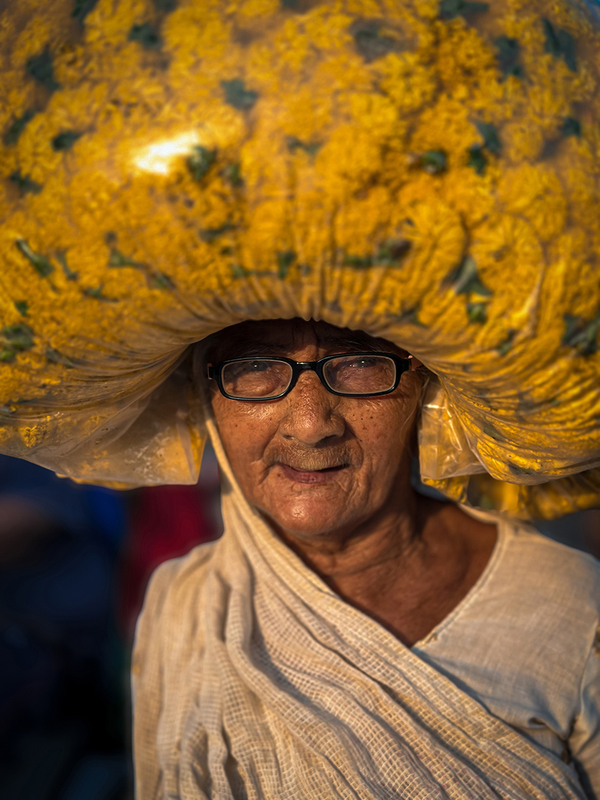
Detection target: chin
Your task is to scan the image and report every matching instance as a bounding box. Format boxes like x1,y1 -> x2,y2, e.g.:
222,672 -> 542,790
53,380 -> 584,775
268,506 -> 353,541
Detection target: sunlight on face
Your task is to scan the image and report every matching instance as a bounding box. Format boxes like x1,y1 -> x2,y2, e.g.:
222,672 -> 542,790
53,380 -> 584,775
208,319 -> 423,543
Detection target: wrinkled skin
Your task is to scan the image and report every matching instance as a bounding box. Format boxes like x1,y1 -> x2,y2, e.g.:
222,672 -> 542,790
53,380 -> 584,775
209,318 -> 421,543
208,318 -> 497,647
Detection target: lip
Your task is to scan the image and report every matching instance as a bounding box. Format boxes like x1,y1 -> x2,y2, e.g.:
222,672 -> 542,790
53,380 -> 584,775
277,463 -> 348,485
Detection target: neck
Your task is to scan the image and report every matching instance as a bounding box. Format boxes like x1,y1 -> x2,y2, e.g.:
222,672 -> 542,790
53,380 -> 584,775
268,495 -> 497,647
272,488 -> 440,591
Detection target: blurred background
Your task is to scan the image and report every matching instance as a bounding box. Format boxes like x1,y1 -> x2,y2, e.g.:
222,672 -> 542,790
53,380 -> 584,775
0,449 -> 222,800
0,451 -> 597,800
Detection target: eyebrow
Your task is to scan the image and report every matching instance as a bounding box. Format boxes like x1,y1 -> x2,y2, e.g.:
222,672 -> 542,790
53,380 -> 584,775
217,340 -> 290,359
317,334 -> 389,352
214,334 -> 392,361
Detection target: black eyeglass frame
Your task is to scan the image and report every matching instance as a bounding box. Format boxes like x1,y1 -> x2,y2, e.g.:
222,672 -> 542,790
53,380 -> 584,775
207,352 -> 412,401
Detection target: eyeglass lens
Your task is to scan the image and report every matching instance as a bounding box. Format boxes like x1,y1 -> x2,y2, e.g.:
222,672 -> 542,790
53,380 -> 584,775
220,355 -> 397,399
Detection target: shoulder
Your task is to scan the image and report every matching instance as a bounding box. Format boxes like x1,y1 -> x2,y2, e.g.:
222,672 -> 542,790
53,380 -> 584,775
141,540 -> 219,626
470,520 -> 600,684
131,543 -> 220,790
132,541 -> 219,694
133,540 -> 219,668
501,522 -> 600,614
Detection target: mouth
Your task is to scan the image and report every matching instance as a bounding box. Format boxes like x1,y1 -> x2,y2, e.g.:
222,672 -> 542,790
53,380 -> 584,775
276,462 -> 350,485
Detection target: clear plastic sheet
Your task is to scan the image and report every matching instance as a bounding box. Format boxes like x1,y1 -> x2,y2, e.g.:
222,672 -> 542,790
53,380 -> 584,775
418,377 -> 600,519
1,0 -> 600,517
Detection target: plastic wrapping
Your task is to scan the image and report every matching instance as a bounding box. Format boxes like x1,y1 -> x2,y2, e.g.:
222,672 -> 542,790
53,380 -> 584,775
1,0 -> 600,517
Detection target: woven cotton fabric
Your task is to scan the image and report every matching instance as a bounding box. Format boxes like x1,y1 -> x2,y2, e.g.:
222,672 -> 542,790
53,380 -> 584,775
131,417 -> 587,800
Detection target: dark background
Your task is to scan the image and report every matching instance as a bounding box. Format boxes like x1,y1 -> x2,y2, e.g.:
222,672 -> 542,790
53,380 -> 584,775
0,449 -> 222,800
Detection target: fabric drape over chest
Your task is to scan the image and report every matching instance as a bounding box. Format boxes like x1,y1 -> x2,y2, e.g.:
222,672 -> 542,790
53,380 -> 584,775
132,418 -> 586,800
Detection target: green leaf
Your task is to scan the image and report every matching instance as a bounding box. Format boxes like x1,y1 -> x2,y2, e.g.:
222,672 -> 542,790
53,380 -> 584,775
447,256 -> 474,287
82,285 -> 116,301
52,131 -> 83,151
439,0 -> 489,20
542,18 -> 577,72
187,146 -> 217,182
497,331 -> 515,356
343,253 -> 372,269
26,49 -> 60,93
508,462 -> 536,476
351,22 -> 399,63
2,324 -> 34,352
277,250 -> 296,279
467,146 -> 487,175
286,136 -> 321,156
399,307 -> 426,327
231,264 -> 248,278
466,277 -> 492,296
14,301 -> 29,316
562,312 -> 599,356
483,423 -> 504,441
0,322 -> 35,362
82,286 -> 104,299
153,0 -> 177,11
476,121 -> 501,154
57,253 -> 78,280
45,347 -> 74,367
421,150 -> 447,174
230,263 -> 277,279
449,255 -> 492,296
15,240 -> 54,277
543,18 -> 562,57
72,0 -> 99,24
129,23 -> 163,50
10,171 -> 43,196
374,238 -> 412,265
560,117 -> 581,138
222,163 -> 243,187
109,248 -> 145,268
4,109 -> 37,146
556,31 -> 576,72
221,79 -> 259,111
200,223 -> 235,242
466,301 -> 487,323
153,273 -> 174,289
563,313 -> 580,343
495,36 -> 523,79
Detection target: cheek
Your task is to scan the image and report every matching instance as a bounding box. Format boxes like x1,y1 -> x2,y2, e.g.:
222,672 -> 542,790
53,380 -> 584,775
211,394 -> 278,477
348,398 -> 414,461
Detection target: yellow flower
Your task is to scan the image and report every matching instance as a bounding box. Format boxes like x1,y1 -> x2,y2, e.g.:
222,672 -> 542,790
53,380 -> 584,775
0,0 -> 599,515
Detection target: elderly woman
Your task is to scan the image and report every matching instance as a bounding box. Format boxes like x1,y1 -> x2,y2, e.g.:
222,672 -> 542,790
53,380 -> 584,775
133,317 -> 600,800
2,0 -> 600,795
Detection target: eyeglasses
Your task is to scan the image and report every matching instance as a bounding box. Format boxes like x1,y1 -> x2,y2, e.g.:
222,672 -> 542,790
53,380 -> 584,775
207,352 -> 412,401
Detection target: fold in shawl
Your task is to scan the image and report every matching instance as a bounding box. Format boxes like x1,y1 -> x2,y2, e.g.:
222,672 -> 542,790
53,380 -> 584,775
132,416 -> 586,799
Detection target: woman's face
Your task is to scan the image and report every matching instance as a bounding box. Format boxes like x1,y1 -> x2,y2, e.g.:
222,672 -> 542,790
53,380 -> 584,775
209,319 -> 423,543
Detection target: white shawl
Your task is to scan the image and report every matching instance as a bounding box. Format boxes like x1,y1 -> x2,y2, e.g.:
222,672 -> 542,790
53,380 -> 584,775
132,416 -> 586,799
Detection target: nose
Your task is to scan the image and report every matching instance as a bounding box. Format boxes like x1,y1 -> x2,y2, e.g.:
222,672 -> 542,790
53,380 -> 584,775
278,371 -> 345,446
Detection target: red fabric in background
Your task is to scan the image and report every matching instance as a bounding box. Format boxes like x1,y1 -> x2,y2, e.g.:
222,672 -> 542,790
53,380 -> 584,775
119,484 -> 219,638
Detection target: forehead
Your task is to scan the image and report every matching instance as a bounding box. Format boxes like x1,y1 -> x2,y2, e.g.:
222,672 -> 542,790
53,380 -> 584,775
208,318 -> 400,361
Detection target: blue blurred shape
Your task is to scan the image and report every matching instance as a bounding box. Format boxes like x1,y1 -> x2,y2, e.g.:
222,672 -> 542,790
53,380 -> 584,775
582,0 -> 600,18
58,754 -> 128,800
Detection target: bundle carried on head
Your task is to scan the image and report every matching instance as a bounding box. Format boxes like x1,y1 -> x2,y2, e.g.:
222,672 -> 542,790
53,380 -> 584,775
1,0 -> 599,518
